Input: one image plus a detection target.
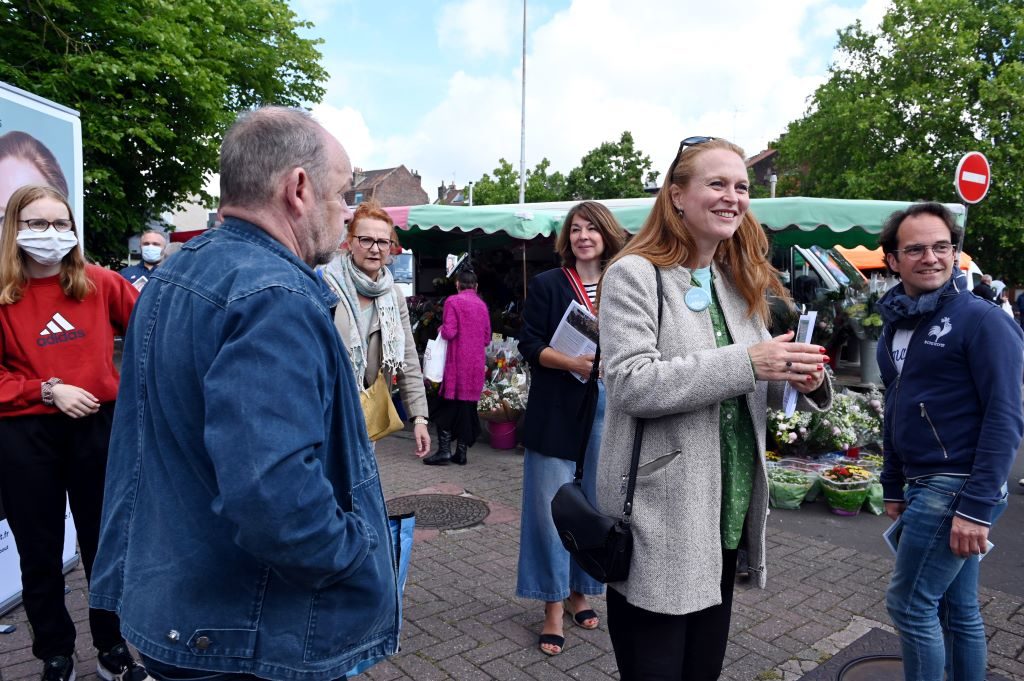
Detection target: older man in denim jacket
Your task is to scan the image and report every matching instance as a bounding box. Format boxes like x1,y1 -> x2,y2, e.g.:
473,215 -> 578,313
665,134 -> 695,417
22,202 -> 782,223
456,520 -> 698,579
90,107 -> 400,681
876,202 -> 1023,681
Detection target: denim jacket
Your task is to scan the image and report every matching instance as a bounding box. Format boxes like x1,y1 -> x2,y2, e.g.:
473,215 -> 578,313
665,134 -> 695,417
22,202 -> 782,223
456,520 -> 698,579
90,219 -> 399,680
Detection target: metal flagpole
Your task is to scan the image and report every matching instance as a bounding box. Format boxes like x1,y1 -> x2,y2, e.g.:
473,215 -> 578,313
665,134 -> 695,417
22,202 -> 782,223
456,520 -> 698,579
518,0 -> 527,205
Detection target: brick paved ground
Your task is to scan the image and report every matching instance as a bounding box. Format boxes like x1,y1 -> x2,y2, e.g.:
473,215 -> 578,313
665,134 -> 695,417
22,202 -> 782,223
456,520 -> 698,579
2,427 -> 1022,680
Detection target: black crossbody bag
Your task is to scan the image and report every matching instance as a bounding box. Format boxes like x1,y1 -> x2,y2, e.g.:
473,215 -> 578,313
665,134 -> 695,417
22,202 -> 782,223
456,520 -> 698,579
550,266 -> 662,583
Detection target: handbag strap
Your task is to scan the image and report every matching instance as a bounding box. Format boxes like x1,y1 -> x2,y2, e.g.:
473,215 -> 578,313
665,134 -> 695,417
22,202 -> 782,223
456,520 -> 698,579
621,264 -> 663,523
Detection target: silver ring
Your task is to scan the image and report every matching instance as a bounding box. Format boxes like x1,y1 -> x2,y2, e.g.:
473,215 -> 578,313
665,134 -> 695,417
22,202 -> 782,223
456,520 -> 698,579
785,361 -> 793,368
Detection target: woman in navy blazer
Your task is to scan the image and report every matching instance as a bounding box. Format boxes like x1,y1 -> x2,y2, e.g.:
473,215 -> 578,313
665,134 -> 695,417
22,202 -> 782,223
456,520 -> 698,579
514,201 -> 626,656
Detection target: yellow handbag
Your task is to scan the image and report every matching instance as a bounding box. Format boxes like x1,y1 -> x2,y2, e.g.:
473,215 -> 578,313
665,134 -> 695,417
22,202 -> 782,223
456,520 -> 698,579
360,371 -> 404,441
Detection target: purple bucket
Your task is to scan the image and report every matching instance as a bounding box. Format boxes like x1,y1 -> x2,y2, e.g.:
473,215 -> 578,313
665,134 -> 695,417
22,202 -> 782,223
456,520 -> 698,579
489,421 -> 517,450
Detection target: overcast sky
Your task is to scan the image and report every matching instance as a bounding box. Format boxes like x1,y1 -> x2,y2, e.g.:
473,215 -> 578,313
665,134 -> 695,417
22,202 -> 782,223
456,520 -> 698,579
288,0 -> 890,200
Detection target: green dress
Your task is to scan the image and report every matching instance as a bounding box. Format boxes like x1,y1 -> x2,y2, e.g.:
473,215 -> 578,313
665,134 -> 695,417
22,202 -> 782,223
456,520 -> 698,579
691,266 -> 757,550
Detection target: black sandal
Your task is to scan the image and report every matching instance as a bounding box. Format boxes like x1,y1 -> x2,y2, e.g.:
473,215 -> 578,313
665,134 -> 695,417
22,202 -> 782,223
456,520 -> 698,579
563,599 -> 599,630
538,633 -> 565,656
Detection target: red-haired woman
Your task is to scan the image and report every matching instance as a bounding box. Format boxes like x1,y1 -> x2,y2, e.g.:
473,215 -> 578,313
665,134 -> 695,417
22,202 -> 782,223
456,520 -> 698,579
595,138 -> 832,679
321,198 -> 431,456
0,185 -> 145,681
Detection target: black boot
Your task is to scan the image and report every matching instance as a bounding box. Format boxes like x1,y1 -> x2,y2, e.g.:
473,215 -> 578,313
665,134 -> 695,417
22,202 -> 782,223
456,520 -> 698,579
423,429 -> 452,465
452,442 -> 468,466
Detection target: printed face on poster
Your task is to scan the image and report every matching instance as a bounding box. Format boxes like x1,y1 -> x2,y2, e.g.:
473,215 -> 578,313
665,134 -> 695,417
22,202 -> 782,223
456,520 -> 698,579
0,81 -> 83,244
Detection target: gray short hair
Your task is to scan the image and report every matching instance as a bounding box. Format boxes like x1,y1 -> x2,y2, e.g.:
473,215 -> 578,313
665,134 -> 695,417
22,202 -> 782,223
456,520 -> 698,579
219,107 -> 329,208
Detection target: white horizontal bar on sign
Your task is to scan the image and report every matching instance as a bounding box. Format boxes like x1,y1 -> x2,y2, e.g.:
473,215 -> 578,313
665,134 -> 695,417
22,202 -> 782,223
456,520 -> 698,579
961,171 -> 987,184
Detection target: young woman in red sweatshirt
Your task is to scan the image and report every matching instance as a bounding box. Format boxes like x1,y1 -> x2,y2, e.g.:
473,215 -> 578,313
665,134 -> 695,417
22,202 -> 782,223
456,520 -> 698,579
0,185 -> 148,681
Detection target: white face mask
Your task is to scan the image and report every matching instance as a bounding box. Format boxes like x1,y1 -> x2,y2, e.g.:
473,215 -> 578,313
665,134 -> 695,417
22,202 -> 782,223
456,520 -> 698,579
141,244 -> 164,264
16,228 -> 79,267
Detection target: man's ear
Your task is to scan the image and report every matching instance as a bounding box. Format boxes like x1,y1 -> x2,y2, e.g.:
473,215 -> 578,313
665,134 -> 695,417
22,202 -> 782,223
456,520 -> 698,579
283,167 -> 311,215
884,252 -> 898,274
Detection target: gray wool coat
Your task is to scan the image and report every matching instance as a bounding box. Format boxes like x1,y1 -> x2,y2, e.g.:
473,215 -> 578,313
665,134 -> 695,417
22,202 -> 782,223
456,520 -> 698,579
596,255 -> 831,616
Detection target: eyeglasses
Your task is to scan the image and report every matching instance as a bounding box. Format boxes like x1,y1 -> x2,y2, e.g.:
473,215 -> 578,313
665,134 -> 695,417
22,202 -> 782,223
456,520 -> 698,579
353,235 -> 395,251
19,219 -> 75,233
668,136 -> 716,179
893,242 -> 954,259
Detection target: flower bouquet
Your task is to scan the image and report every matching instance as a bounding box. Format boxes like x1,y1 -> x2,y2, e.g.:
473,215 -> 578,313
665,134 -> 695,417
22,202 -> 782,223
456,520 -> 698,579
819,464 -> 875,516
844,291 -> 883,341
477,379 -> 527,423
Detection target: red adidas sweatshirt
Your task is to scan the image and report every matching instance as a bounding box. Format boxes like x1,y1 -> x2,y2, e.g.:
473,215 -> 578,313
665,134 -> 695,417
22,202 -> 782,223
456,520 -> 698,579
0,265 -> 138,417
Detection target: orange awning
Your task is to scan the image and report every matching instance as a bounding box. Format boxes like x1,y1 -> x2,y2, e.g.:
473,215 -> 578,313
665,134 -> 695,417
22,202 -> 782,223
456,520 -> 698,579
836,246 -> 973,271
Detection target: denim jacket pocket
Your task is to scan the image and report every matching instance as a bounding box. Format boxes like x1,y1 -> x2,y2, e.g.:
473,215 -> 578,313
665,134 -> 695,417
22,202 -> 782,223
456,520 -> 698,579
303,475 -> 396,663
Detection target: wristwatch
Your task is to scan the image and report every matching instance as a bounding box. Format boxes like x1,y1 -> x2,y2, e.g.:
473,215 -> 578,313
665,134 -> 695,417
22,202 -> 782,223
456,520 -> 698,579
41,377 -> 63,406
412,416 -> 429,426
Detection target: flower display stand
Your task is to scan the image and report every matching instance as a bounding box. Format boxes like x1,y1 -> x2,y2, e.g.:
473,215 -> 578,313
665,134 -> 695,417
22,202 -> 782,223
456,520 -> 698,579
488,421 -> 517,450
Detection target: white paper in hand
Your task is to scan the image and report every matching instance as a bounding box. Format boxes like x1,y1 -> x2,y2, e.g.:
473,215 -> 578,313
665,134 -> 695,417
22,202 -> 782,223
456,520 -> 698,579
782,311 -> 817,417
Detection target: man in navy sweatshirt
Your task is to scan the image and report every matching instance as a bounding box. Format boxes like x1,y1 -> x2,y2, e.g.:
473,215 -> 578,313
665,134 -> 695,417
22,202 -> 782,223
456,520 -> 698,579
876,202 -> 1023,681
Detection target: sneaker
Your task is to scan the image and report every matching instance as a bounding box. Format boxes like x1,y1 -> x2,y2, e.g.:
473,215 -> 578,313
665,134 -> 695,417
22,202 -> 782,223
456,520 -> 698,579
41,655 -> 75,681
96,643 -> 152,681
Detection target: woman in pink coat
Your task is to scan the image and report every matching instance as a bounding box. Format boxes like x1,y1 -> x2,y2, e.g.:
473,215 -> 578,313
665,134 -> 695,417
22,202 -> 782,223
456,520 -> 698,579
423,269 -> 491,465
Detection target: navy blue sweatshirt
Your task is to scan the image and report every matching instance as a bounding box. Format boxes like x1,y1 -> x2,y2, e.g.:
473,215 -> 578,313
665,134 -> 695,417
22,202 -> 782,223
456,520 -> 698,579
877,273 -> 1024,525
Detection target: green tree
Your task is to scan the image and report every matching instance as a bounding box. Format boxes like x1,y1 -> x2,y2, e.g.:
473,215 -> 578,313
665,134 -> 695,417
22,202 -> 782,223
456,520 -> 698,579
1,0 -> 326,265
470,158 -> 521,205
773,0 -> 1024,281
565,131 -> 659,200
524,157 -> 567,203
470,157 -> 568,205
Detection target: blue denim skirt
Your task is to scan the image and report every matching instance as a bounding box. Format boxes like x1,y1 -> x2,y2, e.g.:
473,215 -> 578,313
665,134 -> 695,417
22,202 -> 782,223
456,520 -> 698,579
515,381 -> 605,601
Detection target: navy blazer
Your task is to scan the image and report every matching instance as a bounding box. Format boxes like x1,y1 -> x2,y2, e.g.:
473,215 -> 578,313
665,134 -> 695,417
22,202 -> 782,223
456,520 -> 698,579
517,268 -> 593,460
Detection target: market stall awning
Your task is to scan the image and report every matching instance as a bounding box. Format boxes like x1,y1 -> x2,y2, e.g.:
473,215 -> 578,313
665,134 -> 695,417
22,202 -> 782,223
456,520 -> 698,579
385,197 -> 967,252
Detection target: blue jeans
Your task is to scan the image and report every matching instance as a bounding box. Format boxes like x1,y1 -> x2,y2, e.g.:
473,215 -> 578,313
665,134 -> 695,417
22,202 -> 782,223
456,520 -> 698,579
886,475 -> 1008,681
515,382 -> 605,602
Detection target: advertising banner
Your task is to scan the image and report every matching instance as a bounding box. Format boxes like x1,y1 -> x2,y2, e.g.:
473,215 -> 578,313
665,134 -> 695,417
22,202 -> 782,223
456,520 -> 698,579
0,80 -> 83,615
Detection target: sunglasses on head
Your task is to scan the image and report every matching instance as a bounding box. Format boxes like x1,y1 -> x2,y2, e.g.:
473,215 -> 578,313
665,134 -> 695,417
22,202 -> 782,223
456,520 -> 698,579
668,136 -> 716,179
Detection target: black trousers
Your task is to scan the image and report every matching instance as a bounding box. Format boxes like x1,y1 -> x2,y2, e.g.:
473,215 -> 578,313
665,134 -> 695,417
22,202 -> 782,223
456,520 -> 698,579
607,548 -> 739,681
0,404 -> 122,660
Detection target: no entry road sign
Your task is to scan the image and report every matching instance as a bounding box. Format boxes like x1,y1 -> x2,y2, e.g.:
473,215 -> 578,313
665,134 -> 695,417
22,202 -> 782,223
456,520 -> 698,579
954,152 -> 990,204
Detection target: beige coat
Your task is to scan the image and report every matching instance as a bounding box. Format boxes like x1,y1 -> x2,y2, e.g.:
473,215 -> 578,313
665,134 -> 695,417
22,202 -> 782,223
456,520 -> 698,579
333,286 -> 429,422
596,255 -> 831,615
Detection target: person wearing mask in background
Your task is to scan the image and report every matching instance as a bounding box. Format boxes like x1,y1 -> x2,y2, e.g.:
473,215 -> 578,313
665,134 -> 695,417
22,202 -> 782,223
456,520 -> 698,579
422,269 -> 491,466
320,198 -> 431,457
515,201 -> 626,656
89,106 -> 400,681
119,230 -> 167,288
0,131 -> 70,238
595,137 -> 831,680
876,202 -> 1023,681
0,185 -> 142,681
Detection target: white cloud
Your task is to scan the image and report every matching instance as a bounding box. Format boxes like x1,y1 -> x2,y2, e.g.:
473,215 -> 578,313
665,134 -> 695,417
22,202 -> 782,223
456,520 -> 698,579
311,103 -> 375,169
437,0 -> 519,60
322,0 -> 890,200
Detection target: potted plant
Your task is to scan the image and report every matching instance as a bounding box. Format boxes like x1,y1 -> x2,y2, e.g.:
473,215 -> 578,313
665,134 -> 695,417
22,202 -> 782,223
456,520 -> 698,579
819,464 -> 875,516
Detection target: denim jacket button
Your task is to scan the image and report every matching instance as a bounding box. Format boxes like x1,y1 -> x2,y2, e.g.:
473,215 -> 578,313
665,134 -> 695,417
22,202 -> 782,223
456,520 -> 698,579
196,636 -> 211,650
166,630 -> 180,642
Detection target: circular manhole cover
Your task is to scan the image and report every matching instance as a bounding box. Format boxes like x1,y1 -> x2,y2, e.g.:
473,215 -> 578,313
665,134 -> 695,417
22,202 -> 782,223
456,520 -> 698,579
386,494 -> 490,530
839,656 -> 904,681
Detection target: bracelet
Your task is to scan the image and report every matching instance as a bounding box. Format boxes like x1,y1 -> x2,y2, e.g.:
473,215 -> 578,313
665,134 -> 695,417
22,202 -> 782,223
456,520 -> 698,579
412,416 -> 429,426
41,377 -> 63,406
